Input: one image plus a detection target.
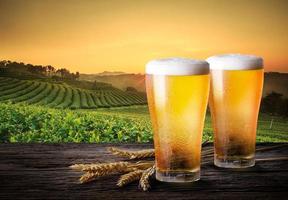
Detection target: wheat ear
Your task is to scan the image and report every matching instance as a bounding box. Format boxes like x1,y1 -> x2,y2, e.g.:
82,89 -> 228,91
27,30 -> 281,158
108,147 -> 155,159
70,161 -> 153,173
117,170 -> 144,187
129,161 -> 154,170
78,162 -> 130,183
80,171 -> 114,183
139,165 -> 156,191
108,140 -> 208,160
69,164 -> 87,170
81,161 -> 130,172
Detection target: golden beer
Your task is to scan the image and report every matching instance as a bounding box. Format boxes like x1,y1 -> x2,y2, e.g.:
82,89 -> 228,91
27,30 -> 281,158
207,54 -> 264,168
146,58 -> 210,182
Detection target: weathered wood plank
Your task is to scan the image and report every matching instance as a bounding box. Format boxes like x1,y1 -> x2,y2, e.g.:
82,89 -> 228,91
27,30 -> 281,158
0,143 -> 287,200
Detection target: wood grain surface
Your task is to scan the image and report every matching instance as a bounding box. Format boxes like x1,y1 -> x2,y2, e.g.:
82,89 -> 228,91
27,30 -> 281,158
0,143 -> 287,200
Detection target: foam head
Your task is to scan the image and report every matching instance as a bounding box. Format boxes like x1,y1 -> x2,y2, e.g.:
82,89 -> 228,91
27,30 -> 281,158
207,54 -> 263,70
145,58 -> 210,75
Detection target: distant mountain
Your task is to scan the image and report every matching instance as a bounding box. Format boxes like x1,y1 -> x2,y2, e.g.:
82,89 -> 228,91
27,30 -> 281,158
80,73 -> 146,92
94,71 -> 126,76
80,71 -> 288,97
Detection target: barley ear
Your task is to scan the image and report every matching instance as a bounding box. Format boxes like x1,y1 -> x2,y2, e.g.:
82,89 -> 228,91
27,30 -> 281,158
69,164 -> 87,170
129,149 -> 155,159
82,161 -> 129,173
139,165 -> 156,191
117,170 -> 144,187
80,170 -> 113,184
108,147 -> 155,159
79,172 -> 98,183
108,147 -> 131,158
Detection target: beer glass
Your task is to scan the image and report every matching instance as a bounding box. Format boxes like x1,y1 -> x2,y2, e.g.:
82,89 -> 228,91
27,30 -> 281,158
207,54 -> 264,168
145,58 -> 210,182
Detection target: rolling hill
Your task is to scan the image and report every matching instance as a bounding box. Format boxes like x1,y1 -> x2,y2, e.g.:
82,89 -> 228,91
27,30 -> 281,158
0,77 -> 147,109
80,73 -> 146,92
81,72 -> 288,96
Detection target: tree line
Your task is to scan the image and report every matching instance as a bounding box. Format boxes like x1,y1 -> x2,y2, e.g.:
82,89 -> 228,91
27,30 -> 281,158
261,92 -> 288,117
0,60 -> 80,80
0,60 -> 287,116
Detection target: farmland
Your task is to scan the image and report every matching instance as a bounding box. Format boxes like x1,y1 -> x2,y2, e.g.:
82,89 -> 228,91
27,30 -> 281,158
0,75 -> 287,143
0,102 -> 287,143
0,77 -> 146,109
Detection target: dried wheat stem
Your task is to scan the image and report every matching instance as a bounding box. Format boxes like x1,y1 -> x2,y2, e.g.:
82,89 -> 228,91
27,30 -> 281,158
78,161 -> 154,184
130,149 -> 155,159
108,140 -> 209,160
128,161 -> 154,170
82,161 -> 130,172
69,164 -> 87,170
108,147 -> 155,159
71,161 -> 153,175
79,170 -> 113,183
139,165 -> 156,191
117,170 -> 144,187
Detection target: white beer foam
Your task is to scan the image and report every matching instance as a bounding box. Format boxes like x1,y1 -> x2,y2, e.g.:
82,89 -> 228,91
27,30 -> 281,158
207,54 -> 263,70
146,58 -> 209,75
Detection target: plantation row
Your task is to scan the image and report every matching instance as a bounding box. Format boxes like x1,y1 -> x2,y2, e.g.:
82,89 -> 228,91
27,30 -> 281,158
0,77 -> 147,109
1,102 -> 287,143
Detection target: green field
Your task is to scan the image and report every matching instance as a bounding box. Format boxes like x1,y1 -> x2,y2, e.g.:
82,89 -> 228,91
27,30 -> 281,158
0,102 -> 287,143
0,77 -> 147,109
0,76 -> 287,143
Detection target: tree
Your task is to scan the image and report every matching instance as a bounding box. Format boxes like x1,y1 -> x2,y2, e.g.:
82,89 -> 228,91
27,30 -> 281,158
46,65 -> 55,76
261,92 -> 284,115
75,72 -> 80,80
56,68 -> 70,79
126,87 -> 137,92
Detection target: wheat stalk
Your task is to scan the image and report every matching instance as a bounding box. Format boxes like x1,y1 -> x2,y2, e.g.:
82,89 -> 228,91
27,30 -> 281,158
108,147 -> 155,159
108,141 -> 209,160
78,162 -> 130,183
129,161 -> 154,170
72,140 -> 286,191
81,161 -> 130,172
139,165 -> 156,191
108,140 -> 209,160
71,161 -> 154,172
117,170 -> 144,187
71,161 -> 154,184
69,164 -> 87,170
80,171 -> 113,183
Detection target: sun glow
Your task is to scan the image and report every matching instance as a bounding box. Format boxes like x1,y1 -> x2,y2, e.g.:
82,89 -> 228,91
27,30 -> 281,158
0,0 -> 287,73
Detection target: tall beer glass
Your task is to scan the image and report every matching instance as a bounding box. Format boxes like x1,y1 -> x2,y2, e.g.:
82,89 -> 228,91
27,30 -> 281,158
146,58 -> 210,182
207,54 -> 264,168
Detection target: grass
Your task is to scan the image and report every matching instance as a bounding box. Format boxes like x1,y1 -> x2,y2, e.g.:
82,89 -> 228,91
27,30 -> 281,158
0,102 -> 287,143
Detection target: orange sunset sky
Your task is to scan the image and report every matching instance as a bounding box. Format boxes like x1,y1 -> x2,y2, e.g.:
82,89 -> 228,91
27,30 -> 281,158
0,0 -> 288,73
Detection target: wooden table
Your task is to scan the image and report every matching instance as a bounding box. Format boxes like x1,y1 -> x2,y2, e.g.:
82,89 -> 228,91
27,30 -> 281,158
0,143 -> 287,200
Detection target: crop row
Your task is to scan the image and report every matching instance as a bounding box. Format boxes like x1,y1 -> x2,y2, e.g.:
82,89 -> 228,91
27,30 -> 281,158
0,77 -> 147,109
